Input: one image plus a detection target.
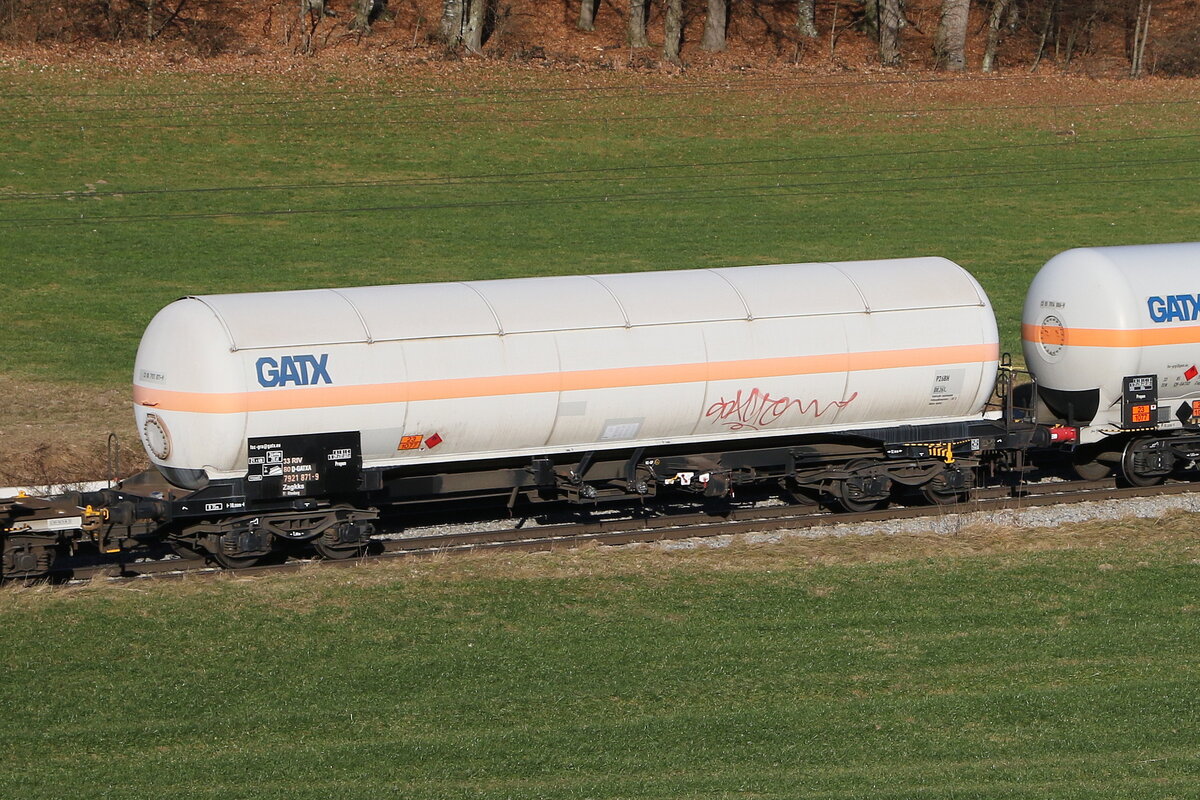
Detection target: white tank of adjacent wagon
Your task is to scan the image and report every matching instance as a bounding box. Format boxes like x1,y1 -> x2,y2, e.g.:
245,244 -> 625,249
1022,243 -> 1200,435
133,258 -> 1000,488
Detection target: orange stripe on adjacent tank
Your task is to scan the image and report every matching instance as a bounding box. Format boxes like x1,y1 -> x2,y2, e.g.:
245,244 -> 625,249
133,342 -> 999,414
1021,323 -> 1200,348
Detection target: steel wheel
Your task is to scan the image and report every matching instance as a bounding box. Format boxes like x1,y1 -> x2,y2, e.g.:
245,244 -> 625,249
920,468 -> 972,506
921,483 -> 962,506
170,540 -> 205,560
1073,457 -> 1113,481
1072,443 -> 1116,481
1120,438 -> 1168,487
833,460 -> 890,513
211,550 -> 268,569
313,540 -> 367,560
779,478 -> 820,507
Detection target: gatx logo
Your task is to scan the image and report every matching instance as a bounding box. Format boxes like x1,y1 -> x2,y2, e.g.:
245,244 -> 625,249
256,354 -> 332,388
1147,294 -> 1200,323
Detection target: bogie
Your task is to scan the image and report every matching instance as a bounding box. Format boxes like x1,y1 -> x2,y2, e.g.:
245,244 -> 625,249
920,467 -> 975,505
831,460 -> 893,513
1119,437 -> 1174,488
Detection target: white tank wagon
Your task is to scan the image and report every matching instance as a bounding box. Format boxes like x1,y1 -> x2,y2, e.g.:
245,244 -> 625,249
108,256 -> 1031,567
6,255 -> 1045,576
135,258 -> 1000,487
1023,242 -> 1200,483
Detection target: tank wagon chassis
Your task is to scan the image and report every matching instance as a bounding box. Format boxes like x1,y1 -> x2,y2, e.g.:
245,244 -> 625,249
3,411 -> 1035,580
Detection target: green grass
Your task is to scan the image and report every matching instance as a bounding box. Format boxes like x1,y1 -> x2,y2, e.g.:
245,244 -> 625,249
2,68 -> 1200,388
4,66 -> 1200,798
2,521 -> 1199,798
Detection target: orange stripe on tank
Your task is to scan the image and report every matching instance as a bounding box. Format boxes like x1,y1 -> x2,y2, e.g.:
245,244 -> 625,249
133,342 -> 998,414
1022,323 -> 1200,348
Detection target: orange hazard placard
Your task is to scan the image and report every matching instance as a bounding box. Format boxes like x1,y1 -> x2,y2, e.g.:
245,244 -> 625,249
398,435 -> 423,451
1131,405 -> 1152,424
1192,401 -> 1200,419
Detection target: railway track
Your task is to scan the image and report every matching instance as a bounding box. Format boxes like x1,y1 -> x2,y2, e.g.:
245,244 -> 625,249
46,476 -> 1198,585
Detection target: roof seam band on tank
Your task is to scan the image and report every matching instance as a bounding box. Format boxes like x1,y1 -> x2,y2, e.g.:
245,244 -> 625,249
826,262 -> 872,314
706,268 -> 754,321
584,275 -> 632,328
328,288 -> 374,344
459,282 -> 505,336
187,295 -> 241,352
183,304 -> 992,353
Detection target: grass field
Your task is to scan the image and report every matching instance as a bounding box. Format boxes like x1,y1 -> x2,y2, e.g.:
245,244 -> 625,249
2,517 -> 1199,798
3,68 -> 1200,393
3,64 -> 1200,797
3,66 -> 1200,475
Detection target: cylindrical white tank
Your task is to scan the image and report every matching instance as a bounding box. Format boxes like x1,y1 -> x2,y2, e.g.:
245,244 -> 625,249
134,258 -> 1000,489
1022,242 -> 1200,437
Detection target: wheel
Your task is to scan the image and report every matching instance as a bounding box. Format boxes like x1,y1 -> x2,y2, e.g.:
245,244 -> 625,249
313,540 -> 367,560
834,492 -> 888,513
2,543 -> 57,580
921,482 -> 962,506
1072,443 -> 1116,481
920,468 -> 973,506
1120,438 -> 1170,488
210,550 -> 269,569
202,532 -> 275,570
1073,457 -> 1114,481
170,540 -> 205,560
833,460 -> 890,513
312,520 -> 373,560
779,478 -> 820,508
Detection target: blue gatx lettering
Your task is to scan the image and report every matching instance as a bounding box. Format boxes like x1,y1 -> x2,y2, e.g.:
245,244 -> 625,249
256,354 -> 332,388
1147,294 -> 1200,323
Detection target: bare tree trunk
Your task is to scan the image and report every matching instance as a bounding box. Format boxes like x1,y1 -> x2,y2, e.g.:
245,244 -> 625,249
700,0 -> 727,52
981,0 -> 1011,72
299,0 -> 331,55
441,0 -> 465,44
862,0 -> 878,38
933,0 -> 969,70
464,0 -> 485,51
351,0 -> 373,33
829,0 -> 841,56
1130,0 -> 1152,76
877,0 -> 902,66
1029,0 -> 1056,72
578,0 -> 596,31
796,0 -> 817,38
627,0 -> 648,47
663,0 -> 682,63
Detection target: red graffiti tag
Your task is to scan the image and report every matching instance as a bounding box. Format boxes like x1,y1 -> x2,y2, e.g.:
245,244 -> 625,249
705,388 -> 859,431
